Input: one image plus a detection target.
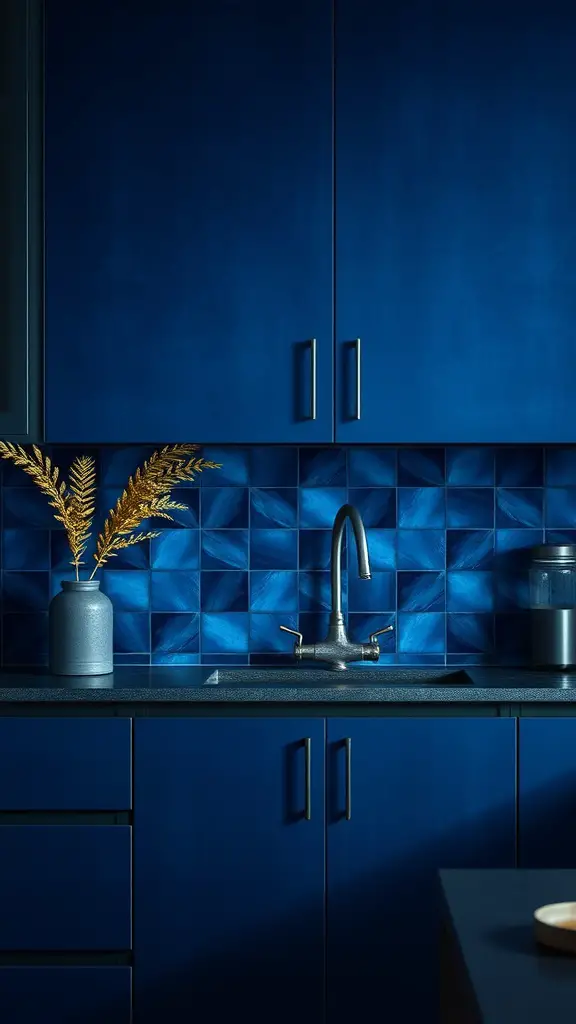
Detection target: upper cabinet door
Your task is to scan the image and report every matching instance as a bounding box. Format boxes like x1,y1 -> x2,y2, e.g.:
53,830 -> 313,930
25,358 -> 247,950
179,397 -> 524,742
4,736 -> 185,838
0,0 -> 42,442
336,0 -> 576,443
45,1 -> 333,444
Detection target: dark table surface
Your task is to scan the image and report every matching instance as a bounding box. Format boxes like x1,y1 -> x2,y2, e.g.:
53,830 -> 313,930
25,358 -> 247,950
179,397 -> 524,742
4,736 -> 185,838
440,869 -> 576,1023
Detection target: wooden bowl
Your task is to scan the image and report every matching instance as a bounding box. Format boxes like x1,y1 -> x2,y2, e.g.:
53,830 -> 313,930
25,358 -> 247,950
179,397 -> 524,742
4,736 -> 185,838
534,902 -> 576,954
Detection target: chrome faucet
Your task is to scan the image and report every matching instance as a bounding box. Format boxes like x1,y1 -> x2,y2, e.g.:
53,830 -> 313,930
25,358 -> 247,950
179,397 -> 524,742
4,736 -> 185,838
280,503 -> 393,671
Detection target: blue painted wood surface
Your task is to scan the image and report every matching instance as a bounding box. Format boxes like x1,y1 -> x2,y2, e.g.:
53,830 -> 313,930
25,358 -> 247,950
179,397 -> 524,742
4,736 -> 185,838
0,719 -> 131,810
519,718 -> 576,867
45,1 -> 333,443
134,717 -> 325,1023
336,0 -> 576,442
327,718 -> 516,1022
0,827 -> 131,949
0,967 -> 131,1024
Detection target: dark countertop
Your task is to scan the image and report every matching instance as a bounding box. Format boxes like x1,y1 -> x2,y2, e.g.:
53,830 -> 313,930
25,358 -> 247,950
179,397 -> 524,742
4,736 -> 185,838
0,665 -> 575,702
441,868 -> 576,1023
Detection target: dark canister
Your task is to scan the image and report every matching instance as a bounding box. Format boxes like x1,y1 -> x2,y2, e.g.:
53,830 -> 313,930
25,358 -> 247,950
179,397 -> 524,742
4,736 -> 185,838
530,545 -> 576,669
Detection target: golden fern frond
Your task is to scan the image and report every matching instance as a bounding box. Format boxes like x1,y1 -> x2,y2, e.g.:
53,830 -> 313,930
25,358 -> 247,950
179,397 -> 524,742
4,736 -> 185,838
0,442 -> 69,520
67,456 -> 96,572
90,445 -> 220,576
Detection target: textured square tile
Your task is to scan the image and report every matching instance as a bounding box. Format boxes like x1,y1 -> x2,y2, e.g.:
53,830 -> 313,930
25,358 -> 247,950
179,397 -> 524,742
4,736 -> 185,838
348,571 -> 394,612
398,613 -> 445,654
201,448 -> 249,486
151,653 -> 200,666
100,446 -> 155,486
546,530 -> 576,546
50,570 -> 77,599
299,571 -> 345,613
201,654 -> 249,666
249,653 -> 296,666
546,448 -> 576,486
250,530 -> 297,570
201,530 -> 249,570
201,612 -> 249,654
151,613 -> 199,655
151,530 -> 199,570
249,612 -> 298,652
348,448 -> 396,486
200,571 -> 248,612
3,529 -> 49,571
494,571 -> 529,612
298,613 -> 330,644
397,653 -> 445,665
496,488 -> 543,528
545,488 -> 576,529
445,447 -> 494,486
3,488 -> 62,529
446,488 -> 494,528
348,613 -> 395,651
162,489 -> 200,528
299,447 -> 346,487
447,614 -> 494,654
250,571 -> 298,612
397,571 -> 444,612
1,571 -> 50,612
494,612 -> 530,663
446,530 -> 494,569
398,488 -> 444,528
447,572 -> 494,613
250,447 -> 297,487
114,654 -> 150,666
113,612 -> 150,654
494,530 -> 542,571
50,529 -> 97,572
397,530 -> 445,570
299,488 -> 347,528
363,529 -> 395,570
1,613 -> 48,665
201,488 -> 249,528
151,570 -> 200,612
100,570 -> 149,612
348,488 -> 396,528
398,448 -> 444,486
251,489 -> 298,528
299,530 -> 335,570
496,447 -> 543,486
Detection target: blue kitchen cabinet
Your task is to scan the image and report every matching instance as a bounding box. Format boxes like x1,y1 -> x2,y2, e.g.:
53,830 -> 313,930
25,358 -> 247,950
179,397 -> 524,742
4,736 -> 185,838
0,967 -> 131,1024
0,0 -> 42,442
327,718 -> 516,1022
519,719 -> 576,868
0,826 -> 131,949
45,1 -> 333,444
336,0 -> 576,443
134,718 -> 325,1024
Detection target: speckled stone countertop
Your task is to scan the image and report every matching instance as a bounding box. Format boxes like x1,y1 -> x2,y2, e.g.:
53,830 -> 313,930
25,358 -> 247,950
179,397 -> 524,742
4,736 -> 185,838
0,665 -> 575,702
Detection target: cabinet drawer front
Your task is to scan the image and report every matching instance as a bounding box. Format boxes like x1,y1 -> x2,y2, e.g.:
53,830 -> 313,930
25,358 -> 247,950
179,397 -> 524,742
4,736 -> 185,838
0,827 -> 131,950
0,719 -> 131,809
0,966 -> 131,1024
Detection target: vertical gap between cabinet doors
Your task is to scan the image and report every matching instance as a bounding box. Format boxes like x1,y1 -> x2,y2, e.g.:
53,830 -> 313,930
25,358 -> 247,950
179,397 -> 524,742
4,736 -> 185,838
331,0 -> 336,443
130,717 -> 135,1022
514,716 -> 519,869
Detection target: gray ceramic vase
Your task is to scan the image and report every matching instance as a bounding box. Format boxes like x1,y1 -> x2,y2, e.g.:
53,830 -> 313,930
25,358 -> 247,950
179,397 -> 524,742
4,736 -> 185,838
49,580 -> 113,676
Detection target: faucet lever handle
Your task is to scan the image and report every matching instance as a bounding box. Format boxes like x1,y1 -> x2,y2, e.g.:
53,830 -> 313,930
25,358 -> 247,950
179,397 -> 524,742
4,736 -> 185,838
369,625 -> 394,645
280,625 -> 304,646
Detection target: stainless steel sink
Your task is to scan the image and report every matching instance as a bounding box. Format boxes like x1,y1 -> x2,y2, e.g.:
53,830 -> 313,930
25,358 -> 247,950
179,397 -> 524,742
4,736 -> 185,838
204,668 -> 472,686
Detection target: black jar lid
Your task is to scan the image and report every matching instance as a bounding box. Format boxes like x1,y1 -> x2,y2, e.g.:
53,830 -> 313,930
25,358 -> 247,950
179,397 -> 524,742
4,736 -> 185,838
532,544 -> 576,564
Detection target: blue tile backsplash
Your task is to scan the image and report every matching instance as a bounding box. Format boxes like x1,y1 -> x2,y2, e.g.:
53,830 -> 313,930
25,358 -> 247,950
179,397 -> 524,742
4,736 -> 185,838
2,444 -> 576,668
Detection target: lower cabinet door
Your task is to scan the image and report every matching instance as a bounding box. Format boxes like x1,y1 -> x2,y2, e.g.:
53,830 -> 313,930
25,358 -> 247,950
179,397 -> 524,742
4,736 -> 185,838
327,718 -> 516,1024
0,827 -> 131,949
134,718 -> 325,1024
0,967 -> 131,1024
519,718 -> 576,867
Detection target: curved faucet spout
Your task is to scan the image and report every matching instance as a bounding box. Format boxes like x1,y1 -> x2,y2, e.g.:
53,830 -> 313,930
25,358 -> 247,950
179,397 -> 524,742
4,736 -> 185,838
331,504 -> 371,620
